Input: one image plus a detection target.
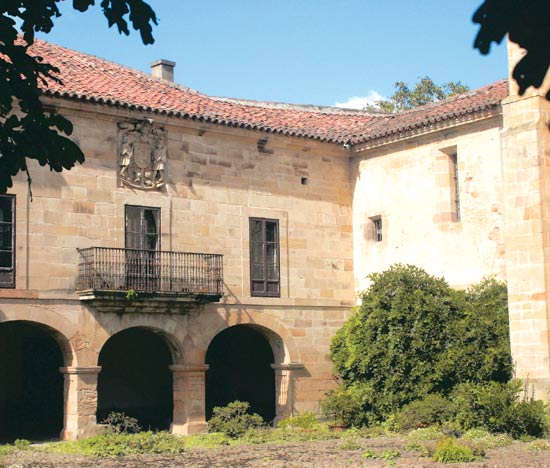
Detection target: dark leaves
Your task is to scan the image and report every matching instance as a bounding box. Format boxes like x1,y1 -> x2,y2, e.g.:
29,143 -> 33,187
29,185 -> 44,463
0,0 -> 156,193
73,0 -> 95,12
473,0 -> 550,96
331,265 -> 512,421
100,0 -> 157,44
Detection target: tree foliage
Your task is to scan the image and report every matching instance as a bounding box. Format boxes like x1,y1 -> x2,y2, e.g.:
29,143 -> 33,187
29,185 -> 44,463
473,0 -> 550,99
364,77 -> 469,113
330,264 -> 512,422
0,1 -> 157,193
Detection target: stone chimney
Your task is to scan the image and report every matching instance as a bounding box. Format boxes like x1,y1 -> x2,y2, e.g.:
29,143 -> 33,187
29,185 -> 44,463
150,59 -> 176,82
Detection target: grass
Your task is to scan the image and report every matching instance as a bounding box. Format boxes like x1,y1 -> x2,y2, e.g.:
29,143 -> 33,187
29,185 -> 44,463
404,425 -> 517,462
1,423 -> 541,463
528,439 -> 550,451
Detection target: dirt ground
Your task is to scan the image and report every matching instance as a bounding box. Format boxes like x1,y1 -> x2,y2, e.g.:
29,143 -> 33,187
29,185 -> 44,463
3,437 -> 550,468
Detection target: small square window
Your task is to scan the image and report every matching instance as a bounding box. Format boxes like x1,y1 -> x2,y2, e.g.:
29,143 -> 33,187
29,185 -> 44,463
371,216 -> 382,242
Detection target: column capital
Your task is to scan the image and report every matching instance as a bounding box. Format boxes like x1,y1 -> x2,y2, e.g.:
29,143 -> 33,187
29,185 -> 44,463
271,362 -> 304,371
59,366 -> 102,375
169,364 -> 209,373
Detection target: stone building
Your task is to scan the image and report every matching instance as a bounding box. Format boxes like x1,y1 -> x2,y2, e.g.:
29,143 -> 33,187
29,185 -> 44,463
0,39 -> 548,441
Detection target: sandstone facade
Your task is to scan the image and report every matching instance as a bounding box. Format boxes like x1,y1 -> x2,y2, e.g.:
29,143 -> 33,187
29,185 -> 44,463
0,39 -> 549,440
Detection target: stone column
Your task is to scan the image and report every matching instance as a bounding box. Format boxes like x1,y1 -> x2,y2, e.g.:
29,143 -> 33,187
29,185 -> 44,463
271,363 -> 304,423
59,366 -> 101,440
170,364 -> 209,435
501,40 -> 550,400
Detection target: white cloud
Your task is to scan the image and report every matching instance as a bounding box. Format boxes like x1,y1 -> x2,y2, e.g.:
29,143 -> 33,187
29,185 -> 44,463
334,91 -> 386,110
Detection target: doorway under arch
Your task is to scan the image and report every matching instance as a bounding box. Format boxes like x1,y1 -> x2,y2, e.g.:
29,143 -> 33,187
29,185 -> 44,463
0,321 -> 65,442
205,325 -> 275,423
97,327 -> 173,430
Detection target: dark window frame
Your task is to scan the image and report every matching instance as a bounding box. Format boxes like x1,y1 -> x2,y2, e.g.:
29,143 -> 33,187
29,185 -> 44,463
372,216 -> 383,242
0,194 -> 15,288
450,153 -> 461,222
124,205 -> 161,292
249,217 -> 280,297
124,204 -> 161,251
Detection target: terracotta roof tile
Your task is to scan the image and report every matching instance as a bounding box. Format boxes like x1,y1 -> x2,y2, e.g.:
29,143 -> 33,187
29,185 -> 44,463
30,40 -> 508,147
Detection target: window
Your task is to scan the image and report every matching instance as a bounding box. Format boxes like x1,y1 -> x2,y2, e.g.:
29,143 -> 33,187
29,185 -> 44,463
436,146 -> 460,222
371,216 -> 383,242
450,153 -> 460,221
125,205 -> 160,251
125,205 -> 160,291
250,218 -> 280,297
0,195 -> 15,288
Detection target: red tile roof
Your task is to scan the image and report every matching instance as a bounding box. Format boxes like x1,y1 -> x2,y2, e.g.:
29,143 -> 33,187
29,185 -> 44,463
30,40 -> 508,147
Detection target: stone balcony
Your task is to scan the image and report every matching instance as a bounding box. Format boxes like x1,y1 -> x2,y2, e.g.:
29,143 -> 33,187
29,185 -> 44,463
75,247 -> 223,313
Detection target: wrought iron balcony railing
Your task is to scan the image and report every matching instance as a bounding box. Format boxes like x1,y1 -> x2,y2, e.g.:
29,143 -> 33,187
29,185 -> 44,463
76,247 -> 223,299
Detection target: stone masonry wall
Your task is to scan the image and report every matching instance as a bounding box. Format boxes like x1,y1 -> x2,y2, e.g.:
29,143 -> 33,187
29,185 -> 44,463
0,100 -> 355,436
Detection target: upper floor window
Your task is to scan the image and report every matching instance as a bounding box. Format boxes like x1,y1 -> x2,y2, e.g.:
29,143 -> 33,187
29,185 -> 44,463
372,216 -> 383,242
0,195 -> 15,288
125,205 -> 160,251
450,153 -> 461,221
250,218 -> 280,297
436,146 -> 460,223
125,205 -> 161,291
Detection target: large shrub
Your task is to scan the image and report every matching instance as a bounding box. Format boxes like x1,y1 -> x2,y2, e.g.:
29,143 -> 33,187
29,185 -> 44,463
329,264 -> 512,423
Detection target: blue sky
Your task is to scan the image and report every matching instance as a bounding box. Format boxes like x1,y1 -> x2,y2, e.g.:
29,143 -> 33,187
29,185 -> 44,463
36,0 -> 508,109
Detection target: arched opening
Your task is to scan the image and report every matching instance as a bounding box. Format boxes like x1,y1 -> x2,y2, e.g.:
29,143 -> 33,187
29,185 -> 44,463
0,321 -> 64,442
97,327 -> 173,430
206,325 -> 275,423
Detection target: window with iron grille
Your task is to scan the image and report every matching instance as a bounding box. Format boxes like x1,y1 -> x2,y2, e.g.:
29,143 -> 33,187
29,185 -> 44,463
450,153 -> 461,221
250,218 -> 280,297
372,216 -> 383,242
0,195 -> 15,288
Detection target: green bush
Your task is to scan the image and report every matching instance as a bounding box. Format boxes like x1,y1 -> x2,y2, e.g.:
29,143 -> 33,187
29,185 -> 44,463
503,399 -> 548,439
452,381 -> 548,438
101,411 -> 141,434
13,439 -> 30,450
321,384 -> 373,427
396,394 -> 455,430
452,381 -> 516,433
329,265 -> 512,423
432,438 -> 476,463
208,401 -> 264,438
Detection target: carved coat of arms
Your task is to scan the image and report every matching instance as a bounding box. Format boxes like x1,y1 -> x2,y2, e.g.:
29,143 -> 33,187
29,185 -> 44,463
118,121 -> 166,190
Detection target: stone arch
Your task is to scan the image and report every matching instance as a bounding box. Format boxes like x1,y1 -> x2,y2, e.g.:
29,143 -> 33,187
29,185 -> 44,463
205,324 -> 276,422
96,326 -> 176,430
202,313 -> 303,424
0,313 -> 76,367
0,320 -> 69,441
196,310 -> 299,365
90,316 -> 184,366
